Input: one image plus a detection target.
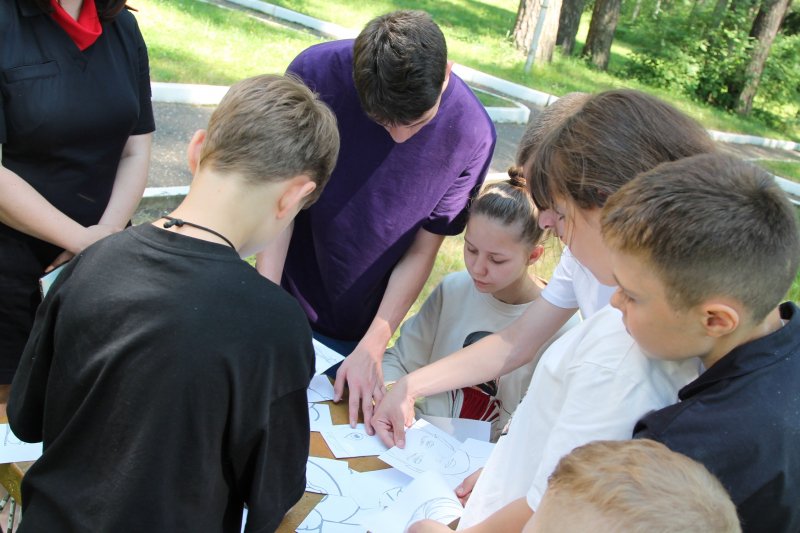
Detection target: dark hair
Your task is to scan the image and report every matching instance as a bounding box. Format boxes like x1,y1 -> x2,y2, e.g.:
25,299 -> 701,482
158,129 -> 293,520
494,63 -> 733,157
353,10 -> 447,126
199,74 -> 340,206
470,170 -> 544,246
527,89 -> 717,212
29,0 -> 130,21
602,153 -> 800,323
516,92 -> 589,172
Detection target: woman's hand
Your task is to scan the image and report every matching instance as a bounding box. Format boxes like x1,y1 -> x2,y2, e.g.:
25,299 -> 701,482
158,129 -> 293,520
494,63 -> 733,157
48,224 -> 120,272
372,377 -> 416,447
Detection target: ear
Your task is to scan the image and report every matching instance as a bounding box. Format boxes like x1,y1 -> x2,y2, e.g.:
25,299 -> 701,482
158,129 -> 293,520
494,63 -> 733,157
187,129 -> 207,174
528,244 -> 545,265
699,302 -> 740,338
443,60 -> 454,89
276,177 -> 317,219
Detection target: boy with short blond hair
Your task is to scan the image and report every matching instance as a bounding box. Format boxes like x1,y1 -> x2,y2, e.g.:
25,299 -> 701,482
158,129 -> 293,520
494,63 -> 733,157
602,153 -> 800,533
523,439 -> 741,533
8,74 -> 340,533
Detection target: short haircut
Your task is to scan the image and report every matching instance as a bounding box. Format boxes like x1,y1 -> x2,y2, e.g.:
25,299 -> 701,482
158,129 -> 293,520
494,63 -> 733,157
471,173 -> 544,247
602,153 -> 800,323
198,74 -> 339,206
353,10 -> 447,126
543,440 -> 741,533
527,89 -> 717,212
515,92 -> 589,172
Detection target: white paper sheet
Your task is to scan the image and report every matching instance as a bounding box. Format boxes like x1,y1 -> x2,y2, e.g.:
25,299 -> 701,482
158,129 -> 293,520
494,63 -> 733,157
308,375 -> 336,403
295,494 -> 376,533
0,424 -> 42,463
419,414 -> 492,443
306,456 -> 354,496
359,471 -> 463,533
379,420 -> 495,489
313,339 -> 346,376
309,403 -> 334,432
349,468 -> 413,511
320,424 -> 389,458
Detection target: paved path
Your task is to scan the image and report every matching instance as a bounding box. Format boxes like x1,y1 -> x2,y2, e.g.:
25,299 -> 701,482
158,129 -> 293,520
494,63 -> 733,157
148,102 -> 799,189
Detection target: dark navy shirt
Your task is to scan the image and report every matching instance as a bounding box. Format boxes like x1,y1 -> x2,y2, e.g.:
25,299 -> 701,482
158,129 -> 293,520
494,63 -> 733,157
0,0 -> 155,251
635,301 -> 800,533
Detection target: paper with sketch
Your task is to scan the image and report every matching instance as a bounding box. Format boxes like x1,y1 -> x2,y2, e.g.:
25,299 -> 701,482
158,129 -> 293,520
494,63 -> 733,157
349,468 -> 413,511
379,420 -> 495,489
0,424 -> 42,463
296,494 -> 376,533
360,471 -> 463,533
320,424 -> 389,458
306,456 -> 354,496
39,263 -> 67,299
309,402 -> 333,432
313,339 -> 346,376
308,375 -> 336,403
420,414 -> 491,443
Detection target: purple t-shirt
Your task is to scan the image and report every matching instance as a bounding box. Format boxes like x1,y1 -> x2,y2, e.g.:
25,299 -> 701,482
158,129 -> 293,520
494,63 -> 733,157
284,40 -> 496,341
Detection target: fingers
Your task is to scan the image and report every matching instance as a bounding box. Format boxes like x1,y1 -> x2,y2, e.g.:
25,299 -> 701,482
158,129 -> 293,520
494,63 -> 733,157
391,410 -> 407,448
333,365 -> 347,403
348,385 -> 361,429
361,393 -> 375,435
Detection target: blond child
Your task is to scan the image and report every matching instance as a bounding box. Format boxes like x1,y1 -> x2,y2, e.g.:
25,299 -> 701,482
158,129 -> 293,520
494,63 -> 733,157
523,440 -> 740,533
8,75 -> 339,533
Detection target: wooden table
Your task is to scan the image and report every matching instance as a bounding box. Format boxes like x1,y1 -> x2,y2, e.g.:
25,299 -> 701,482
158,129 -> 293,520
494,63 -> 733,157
277,397 -> 389,532
1,395 -> 389,531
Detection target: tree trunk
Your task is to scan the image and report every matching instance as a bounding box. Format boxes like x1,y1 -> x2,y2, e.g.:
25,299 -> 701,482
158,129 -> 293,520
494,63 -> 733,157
557,0 -> 587,55
512,0 -> 564,64
631,0 -> 644,21
581,0 -> 622,69
736,0 -> 791,114
709,0 -> 729,28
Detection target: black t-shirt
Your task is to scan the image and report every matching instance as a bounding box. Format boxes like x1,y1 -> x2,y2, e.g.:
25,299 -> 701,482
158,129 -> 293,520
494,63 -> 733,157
8,225 -> 313,533
635,302 -> 800,533
0,0 -> 155,251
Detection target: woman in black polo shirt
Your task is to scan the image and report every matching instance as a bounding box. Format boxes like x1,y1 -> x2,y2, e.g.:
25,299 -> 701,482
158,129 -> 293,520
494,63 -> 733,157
0,0 -> 154,407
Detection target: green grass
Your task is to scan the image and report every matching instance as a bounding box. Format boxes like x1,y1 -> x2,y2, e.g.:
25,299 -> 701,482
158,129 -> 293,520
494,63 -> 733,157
473,89 -> 519,108
135,0 -> 324,84
131,0 -> 797,140
758,160 -> 800,183
255,0 -> 797,141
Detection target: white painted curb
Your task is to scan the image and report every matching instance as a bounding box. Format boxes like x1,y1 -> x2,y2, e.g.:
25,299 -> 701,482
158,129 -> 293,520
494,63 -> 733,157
151,82 -> 529,123
224,0 -> 799,151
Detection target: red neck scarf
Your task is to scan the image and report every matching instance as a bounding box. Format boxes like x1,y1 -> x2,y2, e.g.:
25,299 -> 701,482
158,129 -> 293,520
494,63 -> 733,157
50,0 -> 103,51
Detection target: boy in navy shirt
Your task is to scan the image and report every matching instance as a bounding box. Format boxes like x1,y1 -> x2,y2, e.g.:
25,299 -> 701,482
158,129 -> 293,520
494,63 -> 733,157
602,153 -> 800,533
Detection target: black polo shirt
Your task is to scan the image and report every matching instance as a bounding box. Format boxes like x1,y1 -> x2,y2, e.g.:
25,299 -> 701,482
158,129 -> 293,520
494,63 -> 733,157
635,301 -> 800,533
0,0 -> 155,247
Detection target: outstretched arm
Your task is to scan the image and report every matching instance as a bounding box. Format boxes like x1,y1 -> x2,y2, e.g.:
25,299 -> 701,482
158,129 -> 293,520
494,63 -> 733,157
373,298 -> 576,447
334,227 -> 444,434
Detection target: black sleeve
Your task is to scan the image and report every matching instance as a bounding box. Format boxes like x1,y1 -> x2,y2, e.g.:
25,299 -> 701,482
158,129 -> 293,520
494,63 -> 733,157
6,269 -> 71,442
127,10 -> 155,135
240,388 -> 310,533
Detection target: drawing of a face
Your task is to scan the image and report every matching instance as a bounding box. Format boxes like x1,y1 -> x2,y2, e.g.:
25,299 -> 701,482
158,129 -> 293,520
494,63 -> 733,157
344,432 -> 365,441
407,497 -> 463,528
443,450 -> 470,475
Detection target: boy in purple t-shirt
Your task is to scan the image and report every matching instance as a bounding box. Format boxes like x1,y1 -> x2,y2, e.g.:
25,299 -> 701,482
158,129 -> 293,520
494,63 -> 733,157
256,10 -> 496,431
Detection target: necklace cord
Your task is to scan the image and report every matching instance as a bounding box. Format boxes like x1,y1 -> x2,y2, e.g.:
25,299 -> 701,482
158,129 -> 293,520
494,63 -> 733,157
162,216 -> 236,251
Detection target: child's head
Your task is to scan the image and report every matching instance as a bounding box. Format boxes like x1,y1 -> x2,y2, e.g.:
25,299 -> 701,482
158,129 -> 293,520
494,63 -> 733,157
515,92 -> 590,172
525,439 -> 741,533
353,10 -> 450,143
526,89 -> 716,285
197,74 -> 339,206
464,174 -> 544,300
602,153 -> 800,363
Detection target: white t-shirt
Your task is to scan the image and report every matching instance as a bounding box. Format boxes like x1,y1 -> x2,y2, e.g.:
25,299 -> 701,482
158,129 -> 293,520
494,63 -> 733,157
383,271 -> 579,440
457,305 -> 700,528
541,249 -> 617,319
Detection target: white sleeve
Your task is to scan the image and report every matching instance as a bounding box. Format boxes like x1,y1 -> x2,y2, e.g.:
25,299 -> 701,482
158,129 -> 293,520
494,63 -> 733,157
382,281 -> 445,382
524,360 -> 666,509
541,249 -> 579,310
